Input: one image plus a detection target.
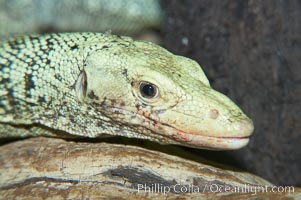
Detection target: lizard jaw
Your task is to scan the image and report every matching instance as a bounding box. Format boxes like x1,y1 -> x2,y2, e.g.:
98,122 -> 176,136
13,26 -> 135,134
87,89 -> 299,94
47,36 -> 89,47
166,127 -> 250,150
142,116 -> 251,150
107,106 -> 250,150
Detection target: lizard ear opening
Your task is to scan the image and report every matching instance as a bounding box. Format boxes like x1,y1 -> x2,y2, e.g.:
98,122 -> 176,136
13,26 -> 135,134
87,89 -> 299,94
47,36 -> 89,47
75,71 -> 87,102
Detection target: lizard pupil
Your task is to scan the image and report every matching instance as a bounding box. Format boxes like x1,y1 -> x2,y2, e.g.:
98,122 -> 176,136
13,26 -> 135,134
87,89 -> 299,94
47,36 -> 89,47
140,82 -> 158,98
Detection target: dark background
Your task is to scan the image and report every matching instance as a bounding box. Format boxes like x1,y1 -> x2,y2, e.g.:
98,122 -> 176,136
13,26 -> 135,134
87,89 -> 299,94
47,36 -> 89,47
161,0 -> 301,186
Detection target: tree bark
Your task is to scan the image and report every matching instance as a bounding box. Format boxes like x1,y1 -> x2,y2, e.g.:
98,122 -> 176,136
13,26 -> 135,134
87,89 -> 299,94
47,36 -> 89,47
1,137 -> 300,199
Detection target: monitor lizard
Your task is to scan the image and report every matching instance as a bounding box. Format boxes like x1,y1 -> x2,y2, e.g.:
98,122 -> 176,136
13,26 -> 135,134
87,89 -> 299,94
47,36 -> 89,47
0,32 -> 254,150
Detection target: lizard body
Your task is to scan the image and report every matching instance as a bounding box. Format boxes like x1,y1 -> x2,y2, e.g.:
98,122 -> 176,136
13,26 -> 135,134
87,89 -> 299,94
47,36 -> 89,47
0,32 -> 253,150
0,0 -> 162,40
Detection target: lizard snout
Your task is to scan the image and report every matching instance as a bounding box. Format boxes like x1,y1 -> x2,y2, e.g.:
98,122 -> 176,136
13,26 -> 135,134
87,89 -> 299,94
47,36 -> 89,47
234,119 -> 254,137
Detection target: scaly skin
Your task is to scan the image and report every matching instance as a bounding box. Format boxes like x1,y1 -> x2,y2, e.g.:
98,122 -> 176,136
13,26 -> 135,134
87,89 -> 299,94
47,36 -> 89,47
0,32 -> 254,150
0,0 -> 162,40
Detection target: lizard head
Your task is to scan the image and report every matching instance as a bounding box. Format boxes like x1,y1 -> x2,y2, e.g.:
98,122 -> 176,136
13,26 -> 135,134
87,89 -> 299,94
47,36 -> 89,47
77,37 -> 254,150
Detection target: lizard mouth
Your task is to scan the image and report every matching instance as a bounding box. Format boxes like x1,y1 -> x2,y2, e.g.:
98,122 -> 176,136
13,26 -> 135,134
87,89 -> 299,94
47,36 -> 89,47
143,113 -> 250,150
108,107 -> 250,150
134,110 -> 250,150
160,124 -> 250,150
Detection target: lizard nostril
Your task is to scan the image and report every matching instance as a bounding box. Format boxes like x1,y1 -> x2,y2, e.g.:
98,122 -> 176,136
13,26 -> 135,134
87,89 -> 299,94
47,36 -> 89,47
209,109 -> 219,119
237,120 -> 254,136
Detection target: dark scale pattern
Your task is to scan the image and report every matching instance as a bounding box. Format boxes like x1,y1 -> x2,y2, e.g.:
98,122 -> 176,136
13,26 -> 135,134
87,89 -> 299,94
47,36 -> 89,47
24,73 -> 35,98
0,33 -> 99,124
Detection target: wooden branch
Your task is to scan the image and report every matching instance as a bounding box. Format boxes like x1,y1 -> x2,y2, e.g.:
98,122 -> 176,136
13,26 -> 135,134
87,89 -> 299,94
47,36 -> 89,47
0,137 -> 300,199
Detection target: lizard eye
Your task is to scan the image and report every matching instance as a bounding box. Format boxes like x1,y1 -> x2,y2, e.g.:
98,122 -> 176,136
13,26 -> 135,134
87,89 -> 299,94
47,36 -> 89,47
139,82 -> 159,99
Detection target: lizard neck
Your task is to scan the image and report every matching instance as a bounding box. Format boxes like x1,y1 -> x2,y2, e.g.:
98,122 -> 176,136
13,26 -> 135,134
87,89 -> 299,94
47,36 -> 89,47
0,34 -> 85,128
